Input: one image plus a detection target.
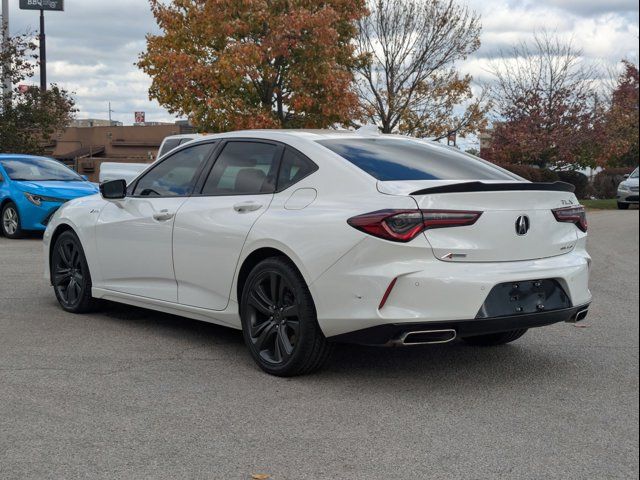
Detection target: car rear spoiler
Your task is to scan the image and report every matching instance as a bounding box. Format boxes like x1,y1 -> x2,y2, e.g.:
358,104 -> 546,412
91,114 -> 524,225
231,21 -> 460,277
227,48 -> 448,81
410,181 -> 575,196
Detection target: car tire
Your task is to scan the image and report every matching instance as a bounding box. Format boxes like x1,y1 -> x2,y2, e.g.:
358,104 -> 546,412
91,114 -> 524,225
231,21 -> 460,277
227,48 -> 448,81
617,202 -> 630,210
461,329 -> 528,346
51,230 -> 99,314
1,202 -> 24,239
240,257 -> 333,376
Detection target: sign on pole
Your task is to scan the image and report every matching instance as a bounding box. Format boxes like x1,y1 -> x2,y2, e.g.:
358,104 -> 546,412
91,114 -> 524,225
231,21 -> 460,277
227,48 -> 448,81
135,112 -> 146,124
19,0 -> 64,11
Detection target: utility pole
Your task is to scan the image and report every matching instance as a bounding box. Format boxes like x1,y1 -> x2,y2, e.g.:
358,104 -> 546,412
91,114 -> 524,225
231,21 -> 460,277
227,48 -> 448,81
1,0 -> 11,99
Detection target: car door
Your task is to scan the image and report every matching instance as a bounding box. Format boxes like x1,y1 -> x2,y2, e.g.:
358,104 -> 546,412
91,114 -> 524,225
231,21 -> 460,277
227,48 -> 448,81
172,140 -> 282,310
95,142 -> 215,302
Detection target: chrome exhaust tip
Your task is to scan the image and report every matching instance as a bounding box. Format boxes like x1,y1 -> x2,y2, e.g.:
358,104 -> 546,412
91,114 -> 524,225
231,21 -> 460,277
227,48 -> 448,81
400,329 -> 457,345
567,308 -> 589,323
575,308 -> 589,322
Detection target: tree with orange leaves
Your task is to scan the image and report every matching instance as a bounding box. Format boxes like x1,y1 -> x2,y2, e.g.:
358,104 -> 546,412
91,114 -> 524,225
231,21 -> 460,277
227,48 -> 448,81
138,0 -> 367,132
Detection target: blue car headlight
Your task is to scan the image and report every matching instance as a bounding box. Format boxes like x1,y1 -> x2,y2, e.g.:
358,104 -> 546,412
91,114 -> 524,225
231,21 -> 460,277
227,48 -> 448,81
23,192 -> 66,206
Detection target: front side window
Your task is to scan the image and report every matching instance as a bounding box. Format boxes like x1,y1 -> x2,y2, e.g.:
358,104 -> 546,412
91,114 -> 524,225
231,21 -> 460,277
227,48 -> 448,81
317,138 -> 518,181
133,143 -> 213,197
0,157 -> 82,182
201,142 -> 279,196
277,148 -> 318,191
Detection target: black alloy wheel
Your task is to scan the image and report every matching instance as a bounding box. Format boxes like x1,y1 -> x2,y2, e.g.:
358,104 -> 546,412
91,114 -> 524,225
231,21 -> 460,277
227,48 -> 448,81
51,231 -> 97,313
241,257 -> 332,376
247,270 -> 299,364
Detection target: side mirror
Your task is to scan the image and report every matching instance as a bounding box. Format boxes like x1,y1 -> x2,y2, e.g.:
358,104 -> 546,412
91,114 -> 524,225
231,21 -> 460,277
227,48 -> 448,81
624,174 -> 630,179
100,179 -> 127,200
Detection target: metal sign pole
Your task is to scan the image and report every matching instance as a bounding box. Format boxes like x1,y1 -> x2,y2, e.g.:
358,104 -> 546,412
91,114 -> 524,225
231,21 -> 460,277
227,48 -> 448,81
39,9 -> 46,91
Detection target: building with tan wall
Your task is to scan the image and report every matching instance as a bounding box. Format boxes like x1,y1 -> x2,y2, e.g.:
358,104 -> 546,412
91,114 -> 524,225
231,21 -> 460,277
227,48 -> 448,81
46,123 -> 194,181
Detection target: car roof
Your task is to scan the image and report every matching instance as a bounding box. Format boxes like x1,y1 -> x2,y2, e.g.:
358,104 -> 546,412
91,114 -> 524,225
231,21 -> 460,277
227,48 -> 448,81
182,129 -> 398,145
162,134 -> 203,140
0,153 -> 55,160
0,154 -> 47,159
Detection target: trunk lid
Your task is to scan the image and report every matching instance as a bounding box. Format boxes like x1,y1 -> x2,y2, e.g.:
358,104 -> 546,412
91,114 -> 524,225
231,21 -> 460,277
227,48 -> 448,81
378,180 -> 581,263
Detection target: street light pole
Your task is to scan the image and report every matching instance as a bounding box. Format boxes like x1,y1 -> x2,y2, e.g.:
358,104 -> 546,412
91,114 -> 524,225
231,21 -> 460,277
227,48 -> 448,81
1,0 -> 11,99
39,9 -> 47,91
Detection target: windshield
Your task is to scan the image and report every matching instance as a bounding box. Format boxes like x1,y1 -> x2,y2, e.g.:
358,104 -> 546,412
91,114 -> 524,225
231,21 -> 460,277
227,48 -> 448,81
317,137 -> 519,181
0,157 -> 83,182
630,168 -> 639,179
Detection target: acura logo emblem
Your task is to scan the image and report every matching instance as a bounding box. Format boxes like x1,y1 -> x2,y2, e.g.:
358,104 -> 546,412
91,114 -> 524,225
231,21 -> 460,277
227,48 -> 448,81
516,215 -> 530,236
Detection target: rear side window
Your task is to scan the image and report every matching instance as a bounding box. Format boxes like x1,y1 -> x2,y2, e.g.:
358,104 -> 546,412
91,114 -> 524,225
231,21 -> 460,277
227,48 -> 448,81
202,141 -> 279,195
317,138 -> 517,181
277,148 -> 318,191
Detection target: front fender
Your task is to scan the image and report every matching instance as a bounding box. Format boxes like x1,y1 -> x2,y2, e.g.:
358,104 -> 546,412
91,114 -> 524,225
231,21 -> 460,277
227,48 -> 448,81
43,194 -> 107,287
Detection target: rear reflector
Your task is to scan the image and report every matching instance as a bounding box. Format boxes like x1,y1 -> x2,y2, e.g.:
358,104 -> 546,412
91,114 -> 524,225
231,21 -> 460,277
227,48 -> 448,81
348,209 -> 482,242
552,206 -> 587,232
378,277 -> 398,310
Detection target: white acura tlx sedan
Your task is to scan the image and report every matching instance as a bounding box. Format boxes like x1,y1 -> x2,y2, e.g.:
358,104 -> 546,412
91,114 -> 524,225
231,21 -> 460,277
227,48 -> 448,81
43,130 -> 592,376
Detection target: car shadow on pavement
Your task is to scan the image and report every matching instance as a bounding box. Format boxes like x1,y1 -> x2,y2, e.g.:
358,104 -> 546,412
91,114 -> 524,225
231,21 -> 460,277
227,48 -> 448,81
92,299 -> 575,390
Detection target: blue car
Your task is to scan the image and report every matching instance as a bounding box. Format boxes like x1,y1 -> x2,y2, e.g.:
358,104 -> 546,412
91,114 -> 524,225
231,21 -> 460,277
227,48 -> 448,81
0,154 -> 99,239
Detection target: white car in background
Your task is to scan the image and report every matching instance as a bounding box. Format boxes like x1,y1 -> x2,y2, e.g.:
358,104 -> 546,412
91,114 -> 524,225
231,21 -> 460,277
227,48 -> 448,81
43,129 -> 592,376
98,162 -> 148,184
617,167 -> 639,209
98,134 -> 204,184
157,133 -> 204,158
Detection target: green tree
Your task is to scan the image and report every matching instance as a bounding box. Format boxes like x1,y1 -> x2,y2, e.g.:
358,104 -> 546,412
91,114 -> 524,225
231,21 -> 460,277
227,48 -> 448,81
138,0 -> 368,132
1,28 -> 76,154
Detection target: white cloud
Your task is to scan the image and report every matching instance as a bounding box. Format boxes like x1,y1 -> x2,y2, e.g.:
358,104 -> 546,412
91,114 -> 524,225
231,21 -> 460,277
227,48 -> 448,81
5,0 -> 639,127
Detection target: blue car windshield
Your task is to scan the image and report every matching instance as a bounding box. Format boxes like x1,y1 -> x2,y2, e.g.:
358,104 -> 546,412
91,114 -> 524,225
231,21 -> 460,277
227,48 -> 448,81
0,157 -> 82,181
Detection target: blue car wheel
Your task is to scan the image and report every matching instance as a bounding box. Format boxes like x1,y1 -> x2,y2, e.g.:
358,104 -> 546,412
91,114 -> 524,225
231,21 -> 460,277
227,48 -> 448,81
1,201 -> 24,239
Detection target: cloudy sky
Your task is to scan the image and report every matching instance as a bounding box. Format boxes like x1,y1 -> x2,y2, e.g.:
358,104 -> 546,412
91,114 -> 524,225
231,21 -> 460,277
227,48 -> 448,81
5,0 -> 639,126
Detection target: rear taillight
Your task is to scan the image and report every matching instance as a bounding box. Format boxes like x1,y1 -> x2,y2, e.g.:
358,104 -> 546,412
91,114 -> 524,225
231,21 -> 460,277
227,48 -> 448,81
552,205 -> 587,232
347,209 -> 482,242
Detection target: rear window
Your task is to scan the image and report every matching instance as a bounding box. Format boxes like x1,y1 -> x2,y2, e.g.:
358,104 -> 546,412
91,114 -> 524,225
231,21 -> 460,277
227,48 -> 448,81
317,138 -> 517,181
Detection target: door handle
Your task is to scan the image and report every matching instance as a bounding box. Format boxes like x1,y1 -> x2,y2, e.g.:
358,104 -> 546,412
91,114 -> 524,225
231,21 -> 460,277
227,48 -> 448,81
153,210 -> 175,221
233,201 -> 263,213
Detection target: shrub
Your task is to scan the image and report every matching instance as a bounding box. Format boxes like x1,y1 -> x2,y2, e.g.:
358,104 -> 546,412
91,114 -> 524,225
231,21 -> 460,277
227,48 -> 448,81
498,164 -> 559,183
557,171 -> 589,199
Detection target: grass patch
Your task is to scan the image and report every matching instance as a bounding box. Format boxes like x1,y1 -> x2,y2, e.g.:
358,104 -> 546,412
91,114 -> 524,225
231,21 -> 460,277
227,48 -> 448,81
581,199 -> 619,210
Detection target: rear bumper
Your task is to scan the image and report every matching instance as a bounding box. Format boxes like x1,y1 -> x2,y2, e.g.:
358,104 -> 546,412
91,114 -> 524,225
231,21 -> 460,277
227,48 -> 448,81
311,236 -> 591,337
329,304 -> 590,345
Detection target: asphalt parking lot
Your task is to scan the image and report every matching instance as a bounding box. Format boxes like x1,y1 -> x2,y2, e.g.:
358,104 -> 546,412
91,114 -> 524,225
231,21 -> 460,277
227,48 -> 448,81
0,210 -> 638,480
